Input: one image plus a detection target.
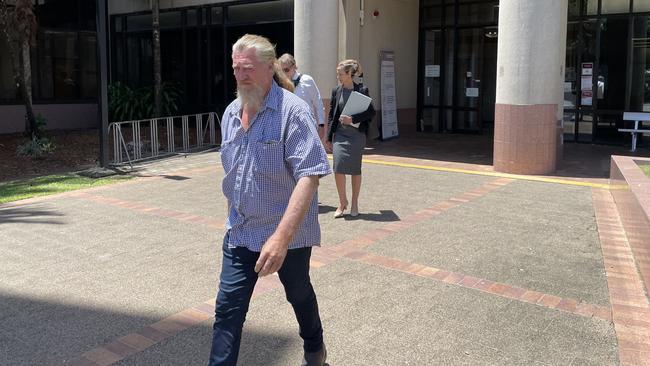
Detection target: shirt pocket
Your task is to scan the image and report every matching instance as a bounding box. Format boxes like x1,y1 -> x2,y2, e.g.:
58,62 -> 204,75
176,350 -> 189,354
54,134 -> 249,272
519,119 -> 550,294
253,140 -> 284,174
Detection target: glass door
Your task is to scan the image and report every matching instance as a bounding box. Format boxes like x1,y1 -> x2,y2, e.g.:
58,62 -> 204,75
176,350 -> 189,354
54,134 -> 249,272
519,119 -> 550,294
595,16 -> 629,143
454,28 -> 483,132
481,26 -> 498,131
454,26 -> 496,133
630,16 -> 650,112
420,29 -> 443,132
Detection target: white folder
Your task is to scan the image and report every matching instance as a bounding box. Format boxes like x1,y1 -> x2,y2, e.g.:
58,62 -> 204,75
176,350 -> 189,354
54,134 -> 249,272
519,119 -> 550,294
340,91 -> 372,128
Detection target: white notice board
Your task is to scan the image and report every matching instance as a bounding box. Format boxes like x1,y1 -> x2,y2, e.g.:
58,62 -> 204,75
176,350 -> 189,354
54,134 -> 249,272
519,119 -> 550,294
380,51 -> 399,140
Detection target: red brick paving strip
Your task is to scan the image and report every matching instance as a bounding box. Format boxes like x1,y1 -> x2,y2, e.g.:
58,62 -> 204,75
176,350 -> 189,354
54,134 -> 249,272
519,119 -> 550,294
71,192 -> 224,229
332,248 -> 612,321
66,276 -> 282,365
592,188 -> 650,366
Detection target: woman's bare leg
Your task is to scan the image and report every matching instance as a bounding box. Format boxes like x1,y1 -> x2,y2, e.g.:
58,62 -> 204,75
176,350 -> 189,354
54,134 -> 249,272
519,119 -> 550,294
351,174 -> 362,214
334,173 -> 348,215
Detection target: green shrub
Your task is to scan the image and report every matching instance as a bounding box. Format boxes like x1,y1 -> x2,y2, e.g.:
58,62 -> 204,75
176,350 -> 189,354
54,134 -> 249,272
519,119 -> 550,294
16,134 -> 55,157
108,82 -> 182,122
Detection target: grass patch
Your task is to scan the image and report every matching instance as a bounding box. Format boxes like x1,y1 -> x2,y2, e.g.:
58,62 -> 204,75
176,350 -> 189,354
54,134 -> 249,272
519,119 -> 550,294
640,164 -> 650,178
0,174 -> 133,204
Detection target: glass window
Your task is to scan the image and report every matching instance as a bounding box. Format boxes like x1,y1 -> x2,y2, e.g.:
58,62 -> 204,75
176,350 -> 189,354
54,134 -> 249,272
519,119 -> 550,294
445,5 -> 454,26
597,17 -> 629,110
227,0 -> 293,24
455,28 -> 482,110
159,11 -> 181,29
565,22 -> 579,110
630,16 -> 650,112
38,0 -> 79,30
211,7 -> 223,24
126,36 -> 141,87
587,0 -> 598,15
187,9 -> 198,27
421,108 -> 440,132
48,31 -> 79,99
127,14 -> 153,32
79,33 -> 97,99
0,36 -> 17,99
563,110 -> 577,140
601,0 -> 629,14
457,1 -> 499,26
115,17 -> 123,32
568,0 -> 581,17
444,30 -> 454,106
577,112 -> 594,141
422,30 -> 442,106
635,1 -> 650,12
79,0 -> 96,30
421,6 -> 443,27
113,34 -> 125,82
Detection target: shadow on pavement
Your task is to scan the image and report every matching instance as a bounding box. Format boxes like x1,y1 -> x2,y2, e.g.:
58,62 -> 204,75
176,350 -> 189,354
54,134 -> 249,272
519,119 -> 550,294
0,292 -> 299,366
365,133 -> 650,179
344,210 -> 399,222
0,204 -> 65,225
319,204 -> 399,222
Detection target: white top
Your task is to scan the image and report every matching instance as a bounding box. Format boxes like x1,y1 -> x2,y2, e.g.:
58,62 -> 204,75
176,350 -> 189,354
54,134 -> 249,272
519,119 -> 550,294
293,73 -> 326,126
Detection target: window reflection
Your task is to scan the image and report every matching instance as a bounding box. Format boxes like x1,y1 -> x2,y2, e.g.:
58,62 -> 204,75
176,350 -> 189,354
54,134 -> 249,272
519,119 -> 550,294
631,16 -> 650,112
601,0 -> 629,14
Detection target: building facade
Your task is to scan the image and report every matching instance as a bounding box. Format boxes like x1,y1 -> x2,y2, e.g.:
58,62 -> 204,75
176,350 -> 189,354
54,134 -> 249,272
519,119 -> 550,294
1,0 -> 649,163
0,0 -> 99,133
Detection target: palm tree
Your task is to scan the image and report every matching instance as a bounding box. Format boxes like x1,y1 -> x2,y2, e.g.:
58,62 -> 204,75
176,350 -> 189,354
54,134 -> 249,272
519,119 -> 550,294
0,0 -> 39,137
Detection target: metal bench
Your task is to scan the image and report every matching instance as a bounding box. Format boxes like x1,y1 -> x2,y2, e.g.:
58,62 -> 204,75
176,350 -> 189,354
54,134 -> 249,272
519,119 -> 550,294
619,112 -> 650,152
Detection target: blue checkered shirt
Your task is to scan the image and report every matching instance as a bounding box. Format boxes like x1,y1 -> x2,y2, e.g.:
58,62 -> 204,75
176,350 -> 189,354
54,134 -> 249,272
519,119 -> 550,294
220,81 -> 332,252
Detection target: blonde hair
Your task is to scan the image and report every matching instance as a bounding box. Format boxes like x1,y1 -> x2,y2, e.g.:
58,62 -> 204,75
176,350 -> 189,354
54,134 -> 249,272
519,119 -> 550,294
278,53 -> 296,67
232,34 -> 294,92
337,59 -> 362,78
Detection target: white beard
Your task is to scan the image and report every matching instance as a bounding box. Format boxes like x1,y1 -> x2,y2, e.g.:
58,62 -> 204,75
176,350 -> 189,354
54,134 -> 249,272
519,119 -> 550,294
236,84 -> 265,113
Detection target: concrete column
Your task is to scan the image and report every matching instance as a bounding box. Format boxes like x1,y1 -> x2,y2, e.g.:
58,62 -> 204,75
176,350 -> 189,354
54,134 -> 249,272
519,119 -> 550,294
494,0 -> 568,174
294,0 -> 339,94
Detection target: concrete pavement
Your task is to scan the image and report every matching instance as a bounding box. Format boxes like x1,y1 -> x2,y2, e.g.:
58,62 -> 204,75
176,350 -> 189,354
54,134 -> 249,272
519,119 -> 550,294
0,142 -> 639,365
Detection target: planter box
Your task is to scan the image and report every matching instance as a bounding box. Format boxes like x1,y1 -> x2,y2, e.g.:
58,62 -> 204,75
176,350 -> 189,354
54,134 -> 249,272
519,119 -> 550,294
609,155 -> 650,288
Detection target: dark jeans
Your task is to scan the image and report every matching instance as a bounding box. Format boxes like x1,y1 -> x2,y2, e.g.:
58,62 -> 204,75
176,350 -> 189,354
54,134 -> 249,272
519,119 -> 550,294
208,235 -> 324,366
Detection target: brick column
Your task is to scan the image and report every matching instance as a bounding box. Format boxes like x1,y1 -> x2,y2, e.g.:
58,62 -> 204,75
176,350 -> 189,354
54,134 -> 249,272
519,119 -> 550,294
494,0 -> 568,174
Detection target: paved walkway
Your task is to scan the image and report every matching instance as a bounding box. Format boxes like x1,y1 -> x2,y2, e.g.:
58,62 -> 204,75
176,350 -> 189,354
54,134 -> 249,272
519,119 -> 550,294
1,140 -> 649,365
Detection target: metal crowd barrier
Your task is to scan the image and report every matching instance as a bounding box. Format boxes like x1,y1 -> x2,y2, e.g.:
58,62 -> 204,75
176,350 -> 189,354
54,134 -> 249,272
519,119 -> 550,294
107,112 -> 220,166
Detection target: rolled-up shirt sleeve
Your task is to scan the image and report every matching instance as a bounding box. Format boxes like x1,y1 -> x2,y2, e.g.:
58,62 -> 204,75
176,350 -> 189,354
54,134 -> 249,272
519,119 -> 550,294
306,77 -> 326,126
284,107 -> 332,181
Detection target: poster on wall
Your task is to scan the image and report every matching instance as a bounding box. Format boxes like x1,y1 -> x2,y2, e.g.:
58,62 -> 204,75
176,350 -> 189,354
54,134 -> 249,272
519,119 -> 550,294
581,90 -> 593,106
380,51 -> 399,140
425,65 -> 440,77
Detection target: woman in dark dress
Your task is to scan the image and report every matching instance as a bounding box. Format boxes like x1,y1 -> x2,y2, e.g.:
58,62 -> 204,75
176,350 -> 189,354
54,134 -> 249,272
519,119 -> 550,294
326,59 -> 375,218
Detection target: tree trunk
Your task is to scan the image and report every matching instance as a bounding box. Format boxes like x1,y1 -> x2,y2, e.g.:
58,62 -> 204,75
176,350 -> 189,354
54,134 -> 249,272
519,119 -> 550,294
20,38 -> 37,137
152,0 -> 162,118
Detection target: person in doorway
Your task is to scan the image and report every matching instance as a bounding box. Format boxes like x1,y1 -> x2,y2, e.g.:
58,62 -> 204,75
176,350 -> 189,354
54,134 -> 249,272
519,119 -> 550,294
208,34 -> 331,366
326,59 -> 376,218
279,53 -> 327,143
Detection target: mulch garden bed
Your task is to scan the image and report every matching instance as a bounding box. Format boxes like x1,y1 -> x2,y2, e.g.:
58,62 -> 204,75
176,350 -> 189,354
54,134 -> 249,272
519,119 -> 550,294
0,129 -> 100,183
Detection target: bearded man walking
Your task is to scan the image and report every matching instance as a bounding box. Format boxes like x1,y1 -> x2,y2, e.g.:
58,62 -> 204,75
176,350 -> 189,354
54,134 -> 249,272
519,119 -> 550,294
207,34 -> 330,366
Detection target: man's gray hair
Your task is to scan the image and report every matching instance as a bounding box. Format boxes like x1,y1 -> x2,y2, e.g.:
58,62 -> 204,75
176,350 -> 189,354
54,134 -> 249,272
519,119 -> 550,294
232,34 -> 294,92
232,34 -> 276,65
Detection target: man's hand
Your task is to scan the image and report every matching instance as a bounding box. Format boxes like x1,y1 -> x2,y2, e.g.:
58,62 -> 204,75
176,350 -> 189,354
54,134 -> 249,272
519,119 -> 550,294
255,235 -> 289,276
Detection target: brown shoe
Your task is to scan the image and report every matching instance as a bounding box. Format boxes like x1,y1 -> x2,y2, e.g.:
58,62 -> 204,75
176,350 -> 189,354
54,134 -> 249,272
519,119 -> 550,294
301,344 -> 327,366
